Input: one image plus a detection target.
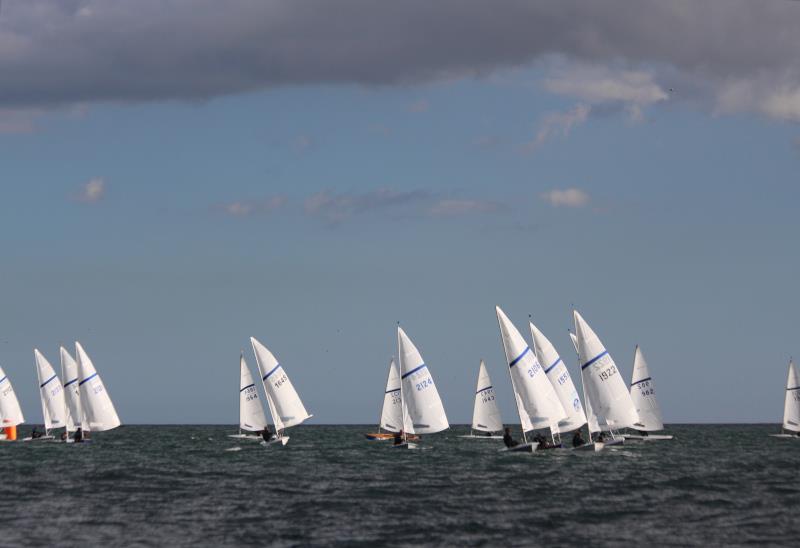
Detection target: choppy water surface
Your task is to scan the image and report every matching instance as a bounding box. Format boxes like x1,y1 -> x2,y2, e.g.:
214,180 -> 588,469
1,424 -> 798,546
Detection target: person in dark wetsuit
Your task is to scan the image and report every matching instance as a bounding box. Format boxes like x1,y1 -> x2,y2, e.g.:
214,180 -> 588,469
261,426 -> 274,442
503,427 -> 518,448
394,429 -> 404,446
30,426 -> 43,439
572,430 -> 585,447
74,428 -> 83,443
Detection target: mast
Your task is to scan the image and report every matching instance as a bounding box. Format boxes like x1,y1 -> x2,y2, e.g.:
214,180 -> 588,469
34,351 -> 48,437
497,312 -> 528,445
60,346 -> 69,440
397,323 -> 406,443
238,351 -> 243,436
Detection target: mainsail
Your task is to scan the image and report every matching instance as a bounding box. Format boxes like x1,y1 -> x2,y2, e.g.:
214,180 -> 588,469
630,345 -> 664,431
250,337 -> 312,431
471,360 -> 503,433
75,342 -> 121,432
239,354 -> 269,432
397,327 -> 449,435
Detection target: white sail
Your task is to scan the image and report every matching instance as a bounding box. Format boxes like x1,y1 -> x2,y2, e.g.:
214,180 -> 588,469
471,360 -> 503,432
379,359 -> 402,432
397,327 -> 449,435
250,337 -> 312,430
783,359 -> 800,432
60,346 -> 81,432
75,342 -> 121,432
530,322 -> 587,433
630,346 -> 664,431
495,307 -> 566,430
573,311 -> 638,430
514,390 -> 534,432
34,349 -> 67,431
0,365 -> 25,428
239,354 -> 269,432
569,332 -> 600,433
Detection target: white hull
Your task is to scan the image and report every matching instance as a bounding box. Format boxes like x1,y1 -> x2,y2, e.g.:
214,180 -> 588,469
623,434 -> 674,441
391,442 -> 419,449
596,437 -> 624,447
572,442 -> 600,452
458,434 -> 504,439
21,435 -> 56,442
769,433 -> 800,439
499,442 -> 539,453
260,436 -> 290,446
227,433 -> 263,440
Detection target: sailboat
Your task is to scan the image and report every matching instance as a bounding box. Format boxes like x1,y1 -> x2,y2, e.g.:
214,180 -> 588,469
229,353 -> 269,440
770,359 -> 800,439
394,326 -> 449,449
60,346 -> 82,442
0,366 -> 25,441
573,311 -> 638,447
23,350 -> 67,441
250,336 -> 313,446
365,358 -> 419,441
75,342 -> 122,438
459,360 -> 504,439
625,346 -> 673,440
496,306 -> 566,452
568,331 -> 606,452
530,322 -> 587,435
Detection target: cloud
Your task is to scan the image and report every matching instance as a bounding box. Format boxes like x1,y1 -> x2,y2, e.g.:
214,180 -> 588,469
407,99 -> 429,113
218,196 -> 286,217
540,188 -> 589,208
521,103 -> 590,153
304,188 -> 431,225
0,108 -> 43,133
544,66 -> 668,121
429,199 -> 503,217
76,177 -> 106,203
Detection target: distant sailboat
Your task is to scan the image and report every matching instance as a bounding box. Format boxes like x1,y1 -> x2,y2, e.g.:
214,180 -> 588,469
625,346 -> 673,440
530,322 -> 587,434
229,353 -> 269,440
0,366 -> 25,441
770,359 -> 800,439
75,342 -> 122,437
365,358 -> 418,441
395,326 -> 449,449
250,336 -> 313,446
459,360 -> 503,439
23,350 -> 67,441
60,346 -> 82,441
496,306 -> 566,452
573,311 -> 638,446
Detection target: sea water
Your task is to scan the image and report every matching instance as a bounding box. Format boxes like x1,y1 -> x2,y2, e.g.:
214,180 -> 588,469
0,424 -> 798,546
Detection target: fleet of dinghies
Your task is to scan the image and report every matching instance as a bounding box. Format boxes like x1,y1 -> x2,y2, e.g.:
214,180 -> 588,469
0,343 -> 120,443
4,310 -> 798,449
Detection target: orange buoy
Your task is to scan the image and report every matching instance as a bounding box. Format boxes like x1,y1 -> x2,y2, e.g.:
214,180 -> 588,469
3,426 -> 17,441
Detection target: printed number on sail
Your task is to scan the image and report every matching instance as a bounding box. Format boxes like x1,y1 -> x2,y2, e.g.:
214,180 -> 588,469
416,377 -> 434,391
273,373 -> 288,389
556,371 -> 569,385
527,362 -> 542,378
638,380 -> 654,396
598,364 -> 617,381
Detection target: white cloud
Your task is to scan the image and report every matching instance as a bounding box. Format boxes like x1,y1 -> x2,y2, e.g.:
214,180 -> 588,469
220,196 -> 286,217
77,177 -> 106,203
716,79 -> 800,122
761,87 -> 800,122
304,188 -> 430,225
540,187 -> 590,208
429,199 -> 502,216
545,67 -> 669,105
521,103 -> 590,153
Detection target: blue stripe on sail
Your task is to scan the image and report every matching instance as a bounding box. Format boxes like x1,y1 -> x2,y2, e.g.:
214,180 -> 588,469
240,383 -> 255,392
262,363 -> 281,380
509,347 -> 530,368
40,374 -> 58,388
581,350 -> 609,370
476,385 -> 493,394
787,386 -> 800,391
544,358 -> 562,374
0,375 -> 7,384
385,388 -> 400,394
63,378 -> 78,387
631,376 -> 652,387
401,364 -> 426,379
79,372 -> 98,386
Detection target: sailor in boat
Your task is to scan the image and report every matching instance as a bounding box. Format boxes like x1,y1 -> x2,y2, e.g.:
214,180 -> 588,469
533,433 -> 548,449
60,431 -> 68,442
594,431 -> 606,443
261,426 -> 276,442
393,429 -> 404,446
572,430 -> 586,448
30,426 -> 43,440
503,427 -> 519,448
74,428 -> 90,443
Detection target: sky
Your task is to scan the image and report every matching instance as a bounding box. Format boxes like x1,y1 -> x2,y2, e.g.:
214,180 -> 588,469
1,1 -> 799,425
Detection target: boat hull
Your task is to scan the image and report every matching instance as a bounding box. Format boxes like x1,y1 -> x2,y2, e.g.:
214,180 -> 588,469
260,436 -> 290,447
769,433 -> 800,439
623,434 -> 674,441
391,442 -> 419,449
499,442 -> 539,453
227,434 -> 263,440
457,435 -> 504,439
365,432 -> 420,441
